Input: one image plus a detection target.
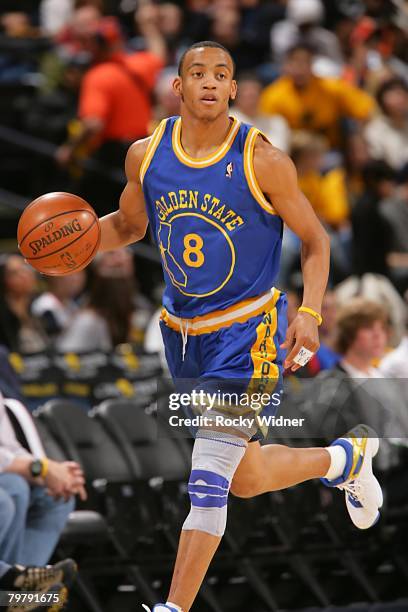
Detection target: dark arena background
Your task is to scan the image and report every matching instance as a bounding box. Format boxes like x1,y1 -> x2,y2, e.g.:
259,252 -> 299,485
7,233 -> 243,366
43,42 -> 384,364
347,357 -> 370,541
0,0 -> 407,611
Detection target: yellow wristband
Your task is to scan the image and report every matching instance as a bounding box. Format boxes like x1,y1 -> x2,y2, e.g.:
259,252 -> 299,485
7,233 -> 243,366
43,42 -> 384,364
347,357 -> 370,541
40,458 -> 49,479
298,306 -> 323,326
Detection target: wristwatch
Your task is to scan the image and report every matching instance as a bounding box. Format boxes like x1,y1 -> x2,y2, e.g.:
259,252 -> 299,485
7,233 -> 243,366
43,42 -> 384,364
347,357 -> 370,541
30,459 -> 43,478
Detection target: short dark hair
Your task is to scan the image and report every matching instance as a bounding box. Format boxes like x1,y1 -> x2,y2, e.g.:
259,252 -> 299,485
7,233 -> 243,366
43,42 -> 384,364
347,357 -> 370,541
178,41 -> 235,77
376,77 -> 408,113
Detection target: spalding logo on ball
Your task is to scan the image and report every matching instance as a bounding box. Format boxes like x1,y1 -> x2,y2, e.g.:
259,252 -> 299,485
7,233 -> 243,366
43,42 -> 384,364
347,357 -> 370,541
18,192 -> 101,276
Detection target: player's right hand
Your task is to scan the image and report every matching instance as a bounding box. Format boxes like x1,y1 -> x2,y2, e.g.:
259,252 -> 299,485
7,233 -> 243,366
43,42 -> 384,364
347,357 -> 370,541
280,313 -> 320,371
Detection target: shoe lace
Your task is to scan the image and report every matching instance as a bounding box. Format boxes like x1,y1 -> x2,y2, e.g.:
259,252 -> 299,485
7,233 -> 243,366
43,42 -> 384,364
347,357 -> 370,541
338,479 -> 365,504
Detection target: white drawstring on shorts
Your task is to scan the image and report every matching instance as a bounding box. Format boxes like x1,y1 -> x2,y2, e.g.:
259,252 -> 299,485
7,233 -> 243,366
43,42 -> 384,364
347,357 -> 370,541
179,318 -> 190,361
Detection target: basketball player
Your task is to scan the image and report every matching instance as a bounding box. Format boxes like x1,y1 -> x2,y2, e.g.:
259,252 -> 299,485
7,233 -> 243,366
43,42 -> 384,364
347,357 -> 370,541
97,42 -> 383,612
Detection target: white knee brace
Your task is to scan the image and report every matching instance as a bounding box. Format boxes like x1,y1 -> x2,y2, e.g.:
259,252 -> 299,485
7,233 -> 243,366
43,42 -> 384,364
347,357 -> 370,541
182,430 -> 247,537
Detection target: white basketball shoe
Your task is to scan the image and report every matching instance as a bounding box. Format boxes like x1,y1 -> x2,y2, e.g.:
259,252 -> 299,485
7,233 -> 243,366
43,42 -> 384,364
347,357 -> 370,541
321,424 -> 383,529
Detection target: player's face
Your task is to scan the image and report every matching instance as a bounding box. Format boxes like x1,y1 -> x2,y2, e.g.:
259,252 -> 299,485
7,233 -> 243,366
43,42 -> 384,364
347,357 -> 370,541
174,47 -> 237,120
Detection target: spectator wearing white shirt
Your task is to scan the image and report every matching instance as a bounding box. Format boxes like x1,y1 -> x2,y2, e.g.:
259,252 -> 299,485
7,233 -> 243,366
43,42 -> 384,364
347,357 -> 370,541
0,394 -> 86,566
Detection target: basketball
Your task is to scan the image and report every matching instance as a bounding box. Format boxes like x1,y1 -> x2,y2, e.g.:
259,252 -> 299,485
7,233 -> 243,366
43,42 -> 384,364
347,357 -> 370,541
17,192 -> 101,276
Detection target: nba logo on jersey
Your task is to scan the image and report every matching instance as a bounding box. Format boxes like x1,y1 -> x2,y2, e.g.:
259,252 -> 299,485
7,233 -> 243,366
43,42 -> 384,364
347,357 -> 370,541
225,161 -> 233,178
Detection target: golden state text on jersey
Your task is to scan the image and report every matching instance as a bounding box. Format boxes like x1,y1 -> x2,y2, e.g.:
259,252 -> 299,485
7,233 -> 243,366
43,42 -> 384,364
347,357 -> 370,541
140,116 -> 283,318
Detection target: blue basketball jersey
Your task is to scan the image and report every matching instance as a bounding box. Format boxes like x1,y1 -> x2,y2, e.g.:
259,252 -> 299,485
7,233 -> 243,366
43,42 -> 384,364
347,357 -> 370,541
140,116 -> 283,318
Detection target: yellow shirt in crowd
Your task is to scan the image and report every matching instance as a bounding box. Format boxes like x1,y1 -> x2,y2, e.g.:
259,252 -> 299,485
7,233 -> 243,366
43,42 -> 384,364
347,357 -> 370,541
260,76 -> 374,148
298,167 -> 349,227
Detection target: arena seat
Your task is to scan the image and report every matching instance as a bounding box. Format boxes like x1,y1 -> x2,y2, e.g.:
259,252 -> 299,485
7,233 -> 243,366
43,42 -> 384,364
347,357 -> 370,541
33,418 -> 68,462
35,401 -> 165,606
93,398 -> 191,481
32,413 -> 112,612
37,399 -> 139,481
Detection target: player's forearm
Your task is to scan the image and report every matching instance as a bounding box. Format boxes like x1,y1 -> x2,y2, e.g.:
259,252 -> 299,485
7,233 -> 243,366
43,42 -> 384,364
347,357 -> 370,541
300,232 -> 330,313
98,210 -> 147,252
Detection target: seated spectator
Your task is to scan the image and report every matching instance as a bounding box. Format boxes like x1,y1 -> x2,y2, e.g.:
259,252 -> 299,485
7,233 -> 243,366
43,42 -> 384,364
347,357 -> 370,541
57,248 -> 152,352
334,272 -> 407,348
31,271 -> 86,342
56,6 -> 165,215
335,298 -> 389,378
302,299 -> 408,475
291,131 -> 349,228
333,298 -> 408,485
0,393 -> 86,566
365,78 -> 408,171
271,0 -> 343,68
260,43 -> 374,149
0,255 -> 49,354
231,72 -> 290,152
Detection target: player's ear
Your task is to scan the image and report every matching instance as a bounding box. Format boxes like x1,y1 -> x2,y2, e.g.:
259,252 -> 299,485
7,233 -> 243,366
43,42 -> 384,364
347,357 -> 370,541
230,79 -> 237,101
173,76 -> 182,98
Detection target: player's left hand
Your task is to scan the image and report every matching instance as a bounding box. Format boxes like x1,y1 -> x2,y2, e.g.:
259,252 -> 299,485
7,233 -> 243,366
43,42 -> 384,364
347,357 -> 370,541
280,313 -> 320,371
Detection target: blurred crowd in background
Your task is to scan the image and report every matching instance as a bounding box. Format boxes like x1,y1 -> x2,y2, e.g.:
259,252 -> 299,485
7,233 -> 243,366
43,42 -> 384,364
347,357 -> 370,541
0,0 -> 407,381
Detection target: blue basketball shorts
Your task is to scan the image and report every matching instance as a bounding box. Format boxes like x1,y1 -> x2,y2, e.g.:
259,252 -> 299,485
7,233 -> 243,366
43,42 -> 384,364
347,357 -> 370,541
159,288 -> 288,441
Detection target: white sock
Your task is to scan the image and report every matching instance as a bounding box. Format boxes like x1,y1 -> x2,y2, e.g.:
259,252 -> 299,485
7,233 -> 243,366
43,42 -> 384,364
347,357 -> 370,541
166,602 -> 182,611
324,444 -> 348,480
